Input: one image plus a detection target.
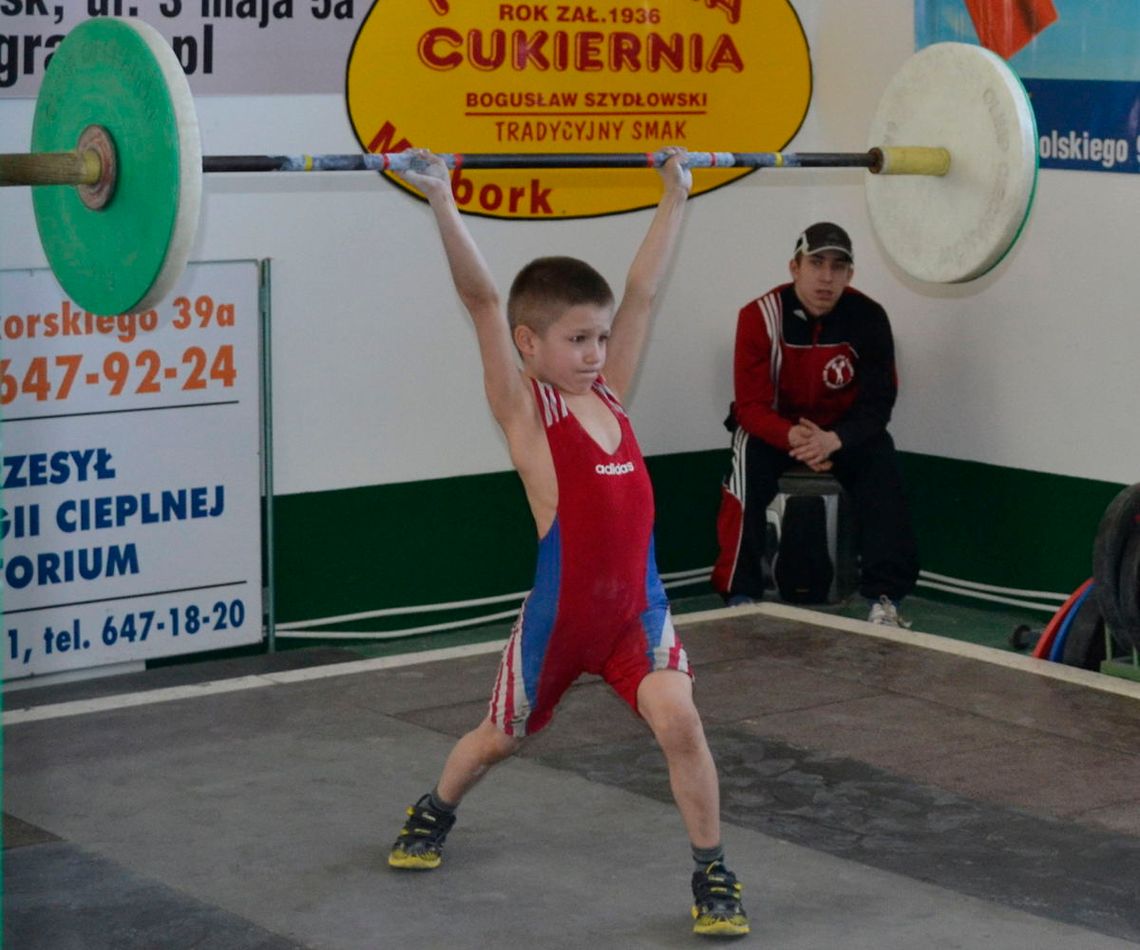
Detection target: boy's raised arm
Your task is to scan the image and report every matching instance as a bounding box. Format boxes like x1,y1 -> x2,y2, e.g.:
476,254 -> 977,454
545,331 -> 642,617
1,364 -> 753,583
395,150 -> 529,426
603,148 -> 692,401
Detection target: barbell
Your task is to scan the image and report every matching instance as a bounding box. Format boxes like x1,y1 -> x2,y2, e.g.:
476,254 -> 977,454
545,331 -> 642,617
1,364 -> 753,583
0,18 -> 1039,316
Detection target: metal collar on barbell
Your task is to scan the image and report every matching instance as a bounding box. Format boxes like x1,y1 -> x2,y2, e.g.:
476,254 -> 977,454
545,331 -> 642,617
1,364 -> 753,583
0,17 -> 1038,314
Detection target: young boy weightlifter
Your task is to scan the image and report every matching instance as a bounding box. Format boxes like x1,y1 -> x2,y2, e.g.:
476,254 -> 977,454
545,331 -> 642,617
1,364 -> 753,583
387,148 -> 748,938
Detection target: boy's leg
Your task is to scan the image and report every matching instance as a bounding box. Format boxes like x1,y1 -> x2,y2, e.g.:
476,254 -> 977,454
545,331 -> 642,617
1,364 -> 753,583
637,671 -> 749,936
436,716 -> 522,803
636,670 -> 719,846
389,716 -> 520,870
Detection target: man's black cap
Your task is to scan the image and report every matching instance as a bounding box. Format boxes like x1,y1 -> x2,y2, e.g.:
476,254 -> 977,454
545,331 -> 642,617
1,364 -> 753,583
794,222 -> 853,262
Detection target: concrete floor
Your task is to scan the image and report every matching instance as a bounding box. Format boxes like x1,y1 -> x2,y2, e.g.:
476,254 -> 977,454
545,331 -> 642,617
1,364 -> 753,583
4,603 -> 1140,949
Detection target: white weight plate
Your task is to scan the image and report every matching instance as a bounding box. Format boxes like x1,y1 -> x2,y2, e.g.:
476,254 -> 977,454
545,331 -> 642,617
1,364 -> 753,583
866,42 -> 1038,284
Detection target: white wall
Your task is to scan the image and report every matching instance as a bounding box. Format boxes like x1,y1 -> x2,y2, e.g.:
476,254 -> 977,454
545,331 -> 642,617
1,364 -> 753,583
3,0 -> 1137,497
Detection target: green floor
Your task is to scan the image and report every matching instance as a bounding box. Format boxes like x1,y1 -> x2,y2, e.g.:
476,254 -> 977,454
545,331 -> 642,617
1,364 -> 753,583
809,592 -> 1046,651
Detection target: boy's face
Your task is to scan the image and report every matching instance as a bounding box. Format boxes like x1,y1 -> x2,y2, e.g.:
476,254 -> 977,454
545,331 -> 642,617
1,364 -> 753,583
789,251 -> 853,317
517,303 -> 614,394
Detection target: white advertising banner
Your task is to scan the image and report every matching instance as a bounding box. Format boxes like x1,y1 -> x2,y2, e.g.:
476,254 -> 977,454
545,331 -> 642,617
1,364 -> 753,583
0,4 -> 367,97
1,260 -> 264,680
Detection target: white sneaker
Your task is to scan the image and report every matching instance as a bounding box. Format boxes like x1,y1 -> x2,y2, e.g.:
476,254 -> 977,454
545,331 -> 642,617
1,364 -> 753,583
867,595 -> 911,628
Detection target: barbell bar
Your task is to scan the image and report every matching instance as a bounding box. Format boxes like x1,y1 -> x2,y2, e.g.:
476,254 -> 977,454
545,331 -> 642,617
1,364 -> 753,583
201,148 -> 951,174
0,17 -> 1038,316
3,145 -> 950,182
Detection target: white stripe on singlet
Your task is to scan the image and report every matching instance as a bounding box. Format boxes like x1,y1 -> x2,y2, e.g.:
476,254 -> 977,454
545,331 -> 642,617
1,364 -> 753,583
593,379 -> 627,417
535,380 -> 568,428
535,378 -> 625,427
489,608 -> 530,734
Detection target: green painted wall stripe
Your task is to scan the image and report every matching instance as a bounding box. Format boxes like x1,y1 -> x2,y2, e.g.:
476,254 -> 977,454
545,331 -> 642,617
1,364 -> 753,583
899,453 -> 1124,593
272,471 -> 534,628
271,450 -> 1126,628
271,450 -> 727,629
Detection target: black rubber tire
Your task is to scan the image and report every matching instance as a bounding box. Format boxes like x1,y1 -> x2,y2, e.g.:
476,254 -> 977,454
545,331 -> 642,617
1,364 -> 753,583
1115,528 -> 1140,651
1091,483 -> 1140,652
1060,589 -> 1108,670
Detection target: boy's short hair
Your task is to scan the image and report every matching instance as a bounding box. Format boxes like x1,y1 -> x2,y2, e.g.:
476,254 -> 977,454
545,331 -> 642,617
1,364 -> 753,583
507,256 -> 615,334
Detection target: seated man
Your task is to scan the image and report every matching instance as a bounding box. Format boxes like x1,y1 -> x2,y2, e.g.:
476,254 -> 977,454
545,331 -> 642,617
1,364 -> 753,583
712,222 -> 920,626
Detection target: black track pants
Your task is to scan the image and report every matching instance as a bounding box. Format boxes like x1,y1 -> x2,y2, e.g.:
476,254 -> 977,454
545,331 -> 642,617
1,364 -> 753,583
712,429 -> 920,603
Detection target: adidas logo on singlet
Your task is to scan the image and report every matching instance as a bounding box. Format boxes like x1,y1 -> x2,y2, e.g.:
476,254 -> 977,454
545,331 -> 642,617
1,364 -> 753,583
595,461 -> 635,476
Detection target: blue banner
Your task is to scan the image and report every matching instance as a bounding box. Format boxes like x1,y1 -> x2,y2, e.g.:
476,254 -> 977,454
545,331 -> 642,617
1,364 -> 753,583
916,1 -> 1140,175
1026,79 -> 1139,173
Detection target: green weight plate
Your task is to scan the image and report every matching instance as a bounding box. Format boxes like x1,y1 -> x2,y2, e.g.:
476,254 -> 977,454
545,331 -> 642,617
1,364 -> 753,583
31,17 -> 201,315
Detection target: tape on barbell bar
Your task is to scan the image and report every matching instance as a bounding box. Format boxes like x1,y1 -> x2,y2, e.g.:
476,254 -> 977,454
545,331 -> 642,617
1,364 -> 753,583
871,146 -> 951,177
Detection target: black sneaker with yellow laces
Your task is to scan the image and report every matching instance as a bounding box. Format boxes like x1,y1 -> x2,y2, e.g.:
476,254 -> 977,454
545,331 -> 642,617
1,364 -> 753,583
387,794 -> 457,870
691,861 -> 750,937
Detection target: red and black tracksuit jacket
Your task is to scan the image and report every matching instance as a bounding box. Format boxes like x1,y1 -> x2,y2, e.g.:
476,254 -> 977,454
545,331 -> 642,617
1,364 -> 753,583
731,282 -> 897,448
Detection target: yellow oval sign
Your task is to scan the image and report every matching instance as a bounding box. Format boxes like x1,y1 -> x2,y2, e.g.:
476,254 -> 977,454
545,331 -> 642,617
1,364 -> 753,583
347,0 -> 811,218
